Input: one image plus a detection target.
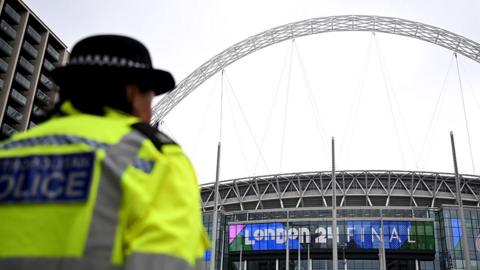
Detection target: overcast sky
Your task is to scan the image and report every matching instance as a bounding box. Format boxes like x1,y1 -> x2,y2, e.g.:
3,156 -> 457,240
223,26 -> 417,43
24,0 -> 480,184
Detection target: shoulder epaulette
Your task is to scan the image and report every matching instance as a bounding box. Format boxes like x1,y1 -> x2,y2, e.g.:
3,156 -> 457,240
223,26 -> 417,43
131,122 -> 177,151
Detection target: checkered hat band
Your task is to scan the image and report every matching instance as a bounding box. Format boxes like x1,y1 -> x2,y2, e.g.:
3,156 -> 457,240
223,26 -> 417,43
68,54 -> 149,69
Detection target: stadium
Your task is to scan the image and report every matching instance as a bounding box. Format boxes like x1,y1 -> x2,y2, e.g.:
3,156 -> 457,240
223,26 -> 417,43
200,170 -> 480,270
150,15 -> 480,270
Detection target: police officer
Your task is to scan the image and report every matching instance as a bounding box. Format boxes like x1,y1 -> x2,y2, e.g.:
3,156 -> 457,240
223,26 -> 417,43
0,35 -> 209,270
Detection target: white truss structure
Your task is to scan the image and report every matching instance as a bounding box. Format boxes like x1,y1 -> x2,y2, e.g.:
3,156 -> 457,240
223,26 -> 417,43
152,15 -> 480,123
200,170 -> 480,212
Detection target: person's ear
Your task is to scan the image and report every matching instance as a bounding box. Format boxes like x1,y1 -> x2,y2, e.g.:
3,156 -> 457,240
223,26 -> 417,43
125,84 -> 138,102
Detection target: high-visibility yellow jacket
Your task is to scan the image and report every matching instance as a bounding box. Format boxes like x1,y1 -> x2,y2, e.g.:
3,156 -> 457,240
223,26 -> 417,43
0,102 -> 209,270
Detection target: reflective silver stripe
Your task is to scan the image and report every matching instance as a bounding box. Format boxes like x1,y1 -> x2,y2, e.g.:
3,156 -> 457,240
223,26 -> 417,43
0,135 -> 110,150
125,253 -> 193,270
195,259 -> 207,270
0,258 -> 122,270
132,157 -> 154,173
84,130 -> 146,266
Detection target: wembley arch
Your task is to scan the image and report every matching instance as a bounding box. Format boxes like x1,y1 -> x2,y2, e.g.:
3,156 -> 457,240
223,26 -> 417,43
153,15 -> 480,270
151,15 -> 480,124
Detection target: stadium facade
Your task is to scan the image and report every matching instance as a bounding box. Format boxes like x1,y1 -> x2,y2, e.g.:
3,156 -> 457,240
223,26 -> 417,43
0,0 -> 67,140
201,170 -> 480,270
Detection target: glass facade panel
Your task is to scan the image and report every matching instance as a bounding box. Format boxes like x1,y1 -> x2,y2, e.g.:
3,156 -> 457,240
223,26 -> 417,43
204,208 -> 480,270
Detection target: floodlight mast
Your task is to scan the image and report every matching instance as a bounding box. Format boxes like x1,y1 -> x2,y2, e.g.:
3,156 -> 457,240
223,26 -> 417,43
450,132 -> 471,270
332,137 -> 338,270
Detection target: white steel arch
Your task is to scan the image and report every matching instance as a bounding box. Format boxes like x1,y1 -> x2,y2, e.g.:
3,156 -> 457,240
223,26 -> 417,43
152,15 -> 480,124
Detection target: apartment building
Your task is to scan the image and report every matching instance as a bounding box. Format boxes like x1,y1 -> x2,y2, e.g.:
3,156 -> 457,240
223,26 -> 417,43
0,0 -> 67,140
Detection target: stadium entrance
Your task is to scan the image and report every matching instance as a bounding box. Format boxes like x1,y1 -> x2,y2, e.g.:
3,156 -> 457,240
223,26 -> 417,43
227,256 -> 435,270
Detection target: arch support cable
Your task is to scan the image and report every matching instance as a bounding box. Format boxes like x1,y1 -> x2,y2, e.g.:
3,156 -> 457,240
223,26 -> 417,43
455,53 -> 476,174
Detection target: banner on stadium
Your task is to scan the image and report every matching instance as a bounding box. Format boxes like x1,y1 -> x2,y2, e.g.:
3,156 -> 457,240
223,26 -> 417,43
229,220 -> 434,252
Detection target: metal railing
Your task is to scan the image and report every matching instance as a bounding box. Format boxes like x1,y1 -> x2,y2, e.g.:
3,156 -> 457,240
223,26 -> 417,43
26,25 -> 41,44
2,123 -> 17,136
22,40 -> 38,59
10,88 -> 26,105
18,56 -> 34,74
35,88 -> 50,104
14,72 -> 30,89
0,37 -> 13,55
46,44 -> 60,61
3,4 -> 21,24
0,19 -> 17,40
6,106 -> 23,122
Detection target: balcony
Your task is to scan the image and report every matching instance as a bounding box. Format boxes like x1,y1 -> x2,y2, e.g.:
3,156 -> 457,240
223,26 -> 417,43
40,74 -> 53,90
36,89 -> 50,104
18,56 -> 34,74
2,123 -> 17,136
22,40 -> 38,58
26,25 -> 41,44
46,44 -> 60,61
0,57 -> 8,73
10,88 -> 26,105
15,72 -> 30,90
6,105 -> 23,122
0,20 -> 16,40
32,105 -> 45,117
3,4 -> 21,24
0,37 -> 12,55
43,59 -> 55,71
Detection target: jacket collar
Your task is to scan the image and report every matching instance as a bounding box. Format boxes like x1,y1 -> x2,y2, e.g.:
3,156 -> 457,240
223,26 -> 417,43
58,101 -> 141,125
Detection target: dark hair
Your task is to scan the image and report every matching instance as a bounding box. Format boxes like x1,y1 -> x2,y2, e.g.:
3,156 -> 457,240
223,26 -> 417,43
50,76 -> 136,117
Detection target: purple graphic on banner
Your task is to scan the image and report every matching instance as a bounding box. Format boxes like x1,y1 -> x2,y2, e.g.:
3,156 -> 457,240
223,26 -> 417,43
229,223 -> 303,251
229,224 -> 246,244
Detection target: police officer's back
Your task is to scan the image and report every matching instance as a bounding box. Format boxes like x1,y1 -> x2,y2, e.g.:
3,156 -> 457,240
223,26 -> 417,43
0,35 -> 209,270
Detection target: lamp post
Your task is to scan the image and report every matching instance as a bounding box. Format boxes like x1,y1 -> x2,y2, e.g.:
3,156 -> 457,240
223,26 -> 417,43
297,232 -> 301,270
239,241 -> 243,270
306,232 -> 320,270
286,218 -> 290,270
306,234 -> 310,270
331,138 -> 338,270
